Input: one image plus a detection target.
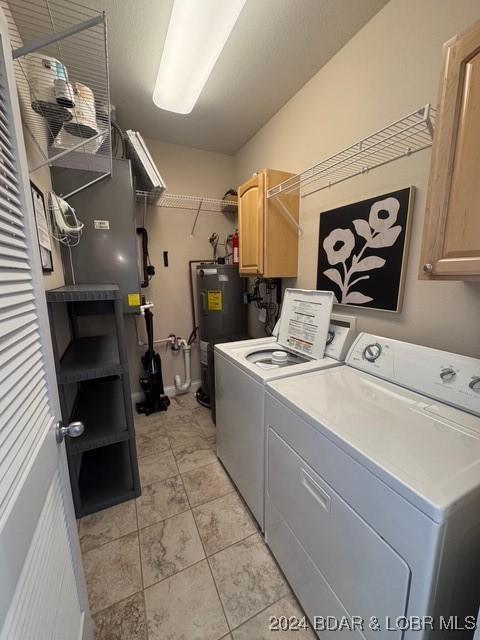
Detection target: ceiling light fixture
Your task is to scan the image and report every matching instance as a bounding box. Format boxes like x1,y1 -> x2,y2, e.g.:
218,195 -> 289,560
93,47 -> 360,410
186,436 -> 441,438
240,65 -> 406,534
153,0 -> 246,115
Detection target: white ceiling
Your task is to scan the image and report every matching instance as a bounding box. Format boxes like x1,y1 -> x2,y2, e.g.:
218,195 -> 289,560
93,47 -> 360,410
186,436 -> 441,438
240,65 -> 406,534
83,0 -> 388,154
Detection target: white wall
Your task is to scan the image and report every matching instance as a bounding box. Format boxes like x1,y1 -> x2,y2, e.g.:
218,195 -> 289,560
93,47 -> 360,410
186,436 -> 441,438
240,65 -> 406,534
235,0 -> 480,358
129,139 -> 236,394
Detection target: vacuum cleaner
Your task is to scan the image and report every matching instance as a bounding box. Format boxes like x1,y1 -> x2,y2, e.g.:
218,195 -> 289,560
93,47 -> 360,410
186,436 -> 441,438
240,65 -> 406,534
136,301 -> 170,415
135,226 -> 170,415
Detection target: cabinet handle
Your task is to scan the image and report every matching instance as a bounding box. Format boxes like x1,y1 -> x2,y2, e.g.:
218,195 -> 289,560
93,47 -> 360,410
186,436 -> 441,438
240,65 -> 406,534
423,263 -> 433,274
301,468 -> 331,513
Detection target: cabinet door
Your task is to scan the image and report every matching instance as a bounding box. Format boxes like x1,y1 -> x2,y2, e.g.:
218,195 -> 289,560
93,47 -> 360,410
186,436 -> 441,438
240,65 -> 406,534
238,172 -> 264,276
264,169 -> 299,278
420,19 -> 480,279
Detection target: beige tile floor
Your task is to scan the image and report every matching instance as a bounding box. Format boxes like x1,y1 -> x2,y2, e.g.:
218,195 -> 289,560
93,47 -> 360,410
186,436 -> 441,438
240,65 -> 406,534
79,394 -> 315,640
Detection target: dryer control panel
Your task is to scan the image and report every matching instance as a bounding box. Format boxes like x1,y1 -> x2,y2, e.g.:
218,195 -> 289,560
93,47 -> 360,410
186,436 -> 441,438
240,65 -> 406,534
347,333 -> 480,417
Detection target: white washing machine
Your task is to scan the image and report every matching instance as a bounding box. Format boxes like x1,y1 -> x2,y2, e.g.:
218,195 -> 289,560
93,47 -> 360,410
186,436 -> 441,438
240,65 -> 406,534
264,333 -> 480,639
215,288 -> 356,529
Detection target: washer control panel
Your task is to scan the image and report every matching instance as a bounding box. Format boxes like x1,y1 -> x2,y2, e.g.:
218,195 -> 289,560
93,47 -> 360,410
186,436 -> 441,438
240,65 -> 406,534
363,343 -> 382,362
347,333 -> 480,416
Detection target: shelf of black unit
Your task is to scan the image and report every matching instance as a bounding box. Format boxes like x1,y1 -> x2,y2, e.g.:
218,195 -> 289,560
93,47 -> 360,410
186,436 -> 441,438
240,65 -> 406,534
58,335 -> 126,384
67,378 -> 131,454
76,439 -> 140,517
46,284 -> 120,304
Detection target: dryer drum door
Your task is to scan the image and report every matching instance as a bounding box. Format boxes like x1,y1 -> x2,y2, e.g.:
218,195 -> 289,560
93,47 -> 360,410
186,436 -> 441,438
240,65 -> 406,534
266,428 -> 411,639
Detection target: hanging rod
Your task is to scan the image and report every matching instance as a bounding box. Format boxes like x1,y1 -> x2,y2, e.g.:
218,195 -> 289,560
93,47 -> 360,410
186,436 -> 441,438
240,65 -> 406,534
12,15 -> 103,59
267,104 -> 436,199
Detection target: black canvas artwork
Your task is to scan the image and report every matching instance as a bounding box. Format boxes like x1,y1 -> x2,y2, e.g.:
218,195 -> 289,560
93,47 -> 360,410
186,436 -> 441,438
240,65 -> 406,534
316,187 -> 414,312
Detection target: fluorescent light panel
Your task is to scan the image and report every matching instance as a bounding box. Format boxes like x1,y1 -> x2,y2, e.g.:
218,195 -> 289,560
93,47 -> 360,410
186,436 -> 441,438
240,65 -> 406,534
153,0 -> 246,114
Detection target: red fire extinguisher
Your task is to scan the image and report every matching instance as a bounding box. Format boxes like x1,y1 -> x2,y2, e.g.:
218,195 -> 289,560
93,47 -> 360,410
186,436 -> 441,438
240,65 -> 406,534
232,230 -> 239,265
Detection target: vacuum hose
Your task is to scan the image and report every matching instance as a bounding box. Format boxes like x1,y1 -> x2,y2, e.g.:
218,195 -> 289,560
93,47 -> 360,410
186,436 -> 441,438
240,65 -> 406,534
174,342 -> 192,394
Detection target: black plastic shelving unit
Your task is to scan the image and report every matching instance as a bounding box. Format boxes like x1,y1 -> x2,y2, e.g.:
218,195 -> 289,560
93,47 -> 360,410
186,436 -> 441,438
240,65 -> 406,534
46,284 -> 140,517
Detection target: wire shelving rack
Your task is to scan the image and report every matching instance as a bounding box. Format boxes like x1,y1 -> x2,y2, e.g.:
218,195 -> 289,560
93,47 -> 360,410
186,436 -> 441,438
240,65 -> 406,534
136,191 -> 237,213
3,0 -> 112,198
136,191 -> 238,236
268,104 -> 436,200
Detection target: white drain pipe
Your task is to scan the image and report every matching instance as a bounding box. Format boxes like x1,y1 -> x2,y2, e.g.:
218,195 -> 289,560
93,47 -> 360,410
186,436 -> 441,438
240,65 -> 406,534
174,342 -> 192,394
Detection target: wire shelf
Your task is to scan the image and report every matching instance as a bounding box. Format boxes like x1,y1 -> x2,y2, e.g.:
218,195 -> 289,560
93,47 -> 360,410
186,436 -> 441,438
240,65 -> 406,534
267,104 -> 436,199
136,191 -> 238,214
3,0 -> 112,198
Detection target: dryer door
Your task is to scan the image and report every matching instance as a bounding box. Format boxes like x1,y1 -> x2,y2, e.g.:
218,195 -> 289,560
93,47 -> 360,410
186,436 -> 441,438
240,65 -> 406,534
267,428 -> 411,639
215,352 -> 265,528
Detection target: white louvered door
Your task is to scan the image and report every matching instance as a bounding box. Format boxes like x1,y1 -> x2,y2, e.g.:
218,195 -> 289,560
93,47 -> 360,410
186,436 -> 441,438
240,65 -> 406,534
0,9 -> 90,640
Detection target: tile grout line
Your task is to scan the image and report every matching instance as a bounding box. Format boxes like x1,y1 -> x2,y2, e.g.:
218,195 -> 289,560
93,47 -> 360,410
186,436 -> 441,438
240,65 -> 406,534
81,461 -> 233,551
229,591 -> 298,636
90,590 -> 146,619
140,427 -> 176,640
79,468 -> 231,553
134,497 -> 147,594
133,495 -> 147,628
205,554 -> 233,636
177,454 -> 233,637
80,524 -> 138,555
205,530 -> 274,635
190,497 -> 233,636
90,406 -> 248,638
207,531 -> 294,637
137,411 -> 193,640
81,465 -> 230,554
85,527 -> 265,618
84,404 -> 210,632
83,511 -> 271,632
135,509 -> 262,592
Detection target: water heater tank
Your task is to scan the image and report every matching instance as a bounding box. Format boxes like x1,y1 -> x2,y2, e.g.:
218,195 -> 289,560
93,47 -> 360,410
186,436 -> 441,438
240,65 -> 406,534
196,263 -> 247,342
196,263 -> 247,410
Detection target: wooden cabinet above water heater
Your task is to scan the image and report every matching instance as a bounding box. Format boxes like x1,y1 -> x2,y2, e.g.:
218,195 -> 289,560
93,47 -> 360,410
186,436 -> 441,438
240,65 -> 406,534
237,169 -> 299,278
420,18 -> 480,280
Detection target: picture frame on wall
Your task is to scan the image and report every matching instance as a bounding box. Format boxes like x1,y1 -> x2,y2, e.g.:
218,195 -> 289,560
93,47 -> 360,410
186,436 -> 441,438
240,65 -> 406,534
316,187 -> 414,313
30,181 -> 53,273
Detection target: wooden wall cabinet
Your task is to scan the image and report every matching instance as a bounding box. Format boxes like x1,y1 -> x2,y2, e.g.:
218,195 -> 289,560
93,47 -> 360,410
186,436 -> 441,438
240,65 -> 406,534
238,169 -> 299,278
420,19 -> 480,280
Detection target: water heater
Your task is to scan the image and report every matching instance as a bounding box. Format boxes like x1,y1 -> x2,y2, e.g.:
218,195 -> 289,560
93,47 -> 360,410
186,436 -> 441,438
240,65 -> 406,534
196,263 -> 247,408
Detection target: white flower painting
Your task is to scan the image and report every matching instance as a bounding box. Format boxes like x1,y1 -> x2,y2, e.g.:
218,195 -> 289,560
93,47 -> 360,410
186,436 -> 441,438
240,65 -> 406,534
316,188 -> 413,312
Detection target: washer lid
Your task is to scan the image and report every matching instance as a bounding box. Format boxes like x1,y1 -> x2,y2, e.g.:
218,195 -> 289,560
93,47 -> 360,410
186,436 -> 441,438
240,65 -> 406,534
277,289 -> 334,360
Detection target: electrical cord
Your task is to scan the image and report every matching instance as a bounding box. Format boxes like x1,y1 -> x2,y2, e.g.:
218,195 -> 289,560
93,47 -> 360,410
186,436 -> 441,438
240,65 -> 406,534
187,327 -> 198,345
137,227 -> 155,287
111,120 -> 126,159
48,192 -> 83,247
